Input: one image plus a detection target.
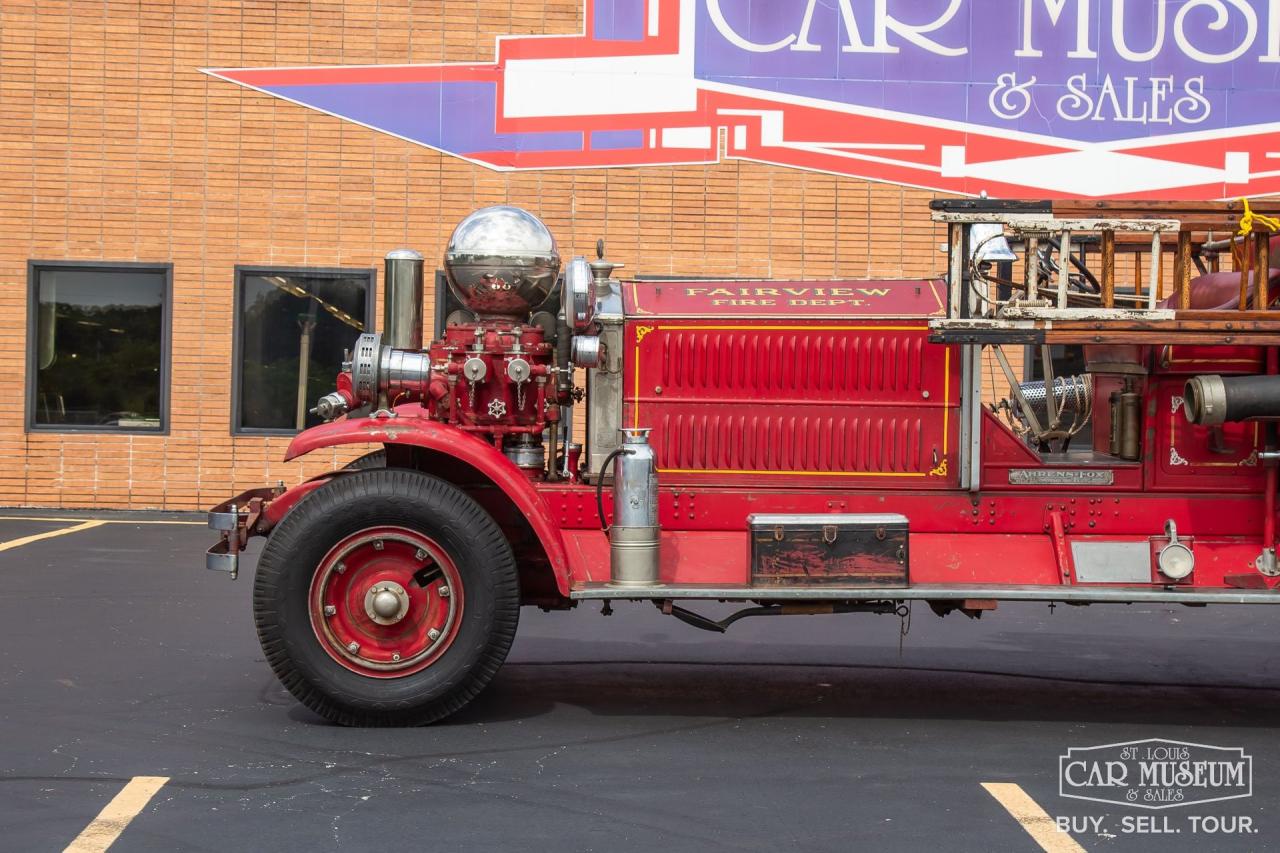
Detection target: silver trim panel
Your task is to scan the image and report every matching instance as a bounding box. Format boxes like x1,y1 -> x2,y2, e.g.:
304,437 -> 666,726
748,513 -> 909,527
1071,541 -> 1151,583
568,583 -> 1280,605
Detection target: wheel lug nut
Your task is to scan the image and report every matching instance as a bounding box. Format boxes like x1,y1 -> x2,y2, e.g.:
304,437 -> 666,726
347,642 -> 360,654
324,605 -> 336,616
427,628 -> 441,641
439,586 -> 450,598
335,562 -> 345,574
415,549 -> 428,560
392,652 -> 401,662
373,540 -> 384,551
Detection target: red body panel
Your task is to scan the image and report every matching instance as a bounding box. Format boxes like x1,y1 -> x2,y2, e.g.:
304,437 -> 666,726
1154,385 -> 1263,492
624,320 -> 960,489
279,277 -> 1278,600
284,413 -> 572,595
624,278 -> 947,319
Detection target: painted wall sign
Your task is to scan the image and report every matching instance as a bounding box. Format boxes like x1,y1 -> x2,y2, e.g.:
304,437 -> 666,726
207,1 -> 1280,199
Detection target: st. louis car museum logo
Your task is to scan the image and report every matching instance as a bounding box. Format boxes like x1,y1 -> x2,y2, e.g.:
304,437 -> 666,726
207,0 -> 1280,199
1060,739 -> 1253,809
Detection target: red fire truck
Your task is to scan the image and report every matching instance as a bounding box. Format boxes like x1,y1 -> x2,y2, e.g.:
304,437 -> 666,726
208,199 -> 1280,726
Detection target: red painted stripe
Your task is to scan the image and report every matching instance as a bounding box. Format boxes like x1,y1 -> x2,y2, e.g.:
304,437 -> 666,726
467,147 -> 713,170
212,64 -> 498,87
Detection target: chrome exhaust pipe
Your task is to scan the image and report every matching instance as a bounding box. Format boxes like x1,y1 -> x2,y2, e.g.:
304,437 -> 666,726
383,249 -> 424,350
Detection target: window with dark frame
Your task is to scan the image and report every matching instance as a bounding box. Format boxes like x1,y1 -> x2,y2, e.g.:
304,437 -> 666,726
27,261 -> 171,433
234,267 -> 375,434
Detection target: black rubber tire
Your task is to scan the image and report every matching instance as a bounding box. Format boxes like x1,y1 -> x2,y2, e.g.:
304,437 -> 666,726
253,468 -> 519,726
344,449 -> 386,470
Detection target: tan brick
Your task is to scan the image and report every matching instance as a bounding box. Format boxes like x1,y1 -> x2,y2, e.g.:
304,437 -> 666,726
0,0 -> 949,508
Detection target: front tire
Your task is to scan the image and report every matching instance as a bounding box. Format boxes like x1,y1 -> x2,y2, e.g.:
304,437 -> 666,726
253,469 -> 519,726
344,449 -> 386,470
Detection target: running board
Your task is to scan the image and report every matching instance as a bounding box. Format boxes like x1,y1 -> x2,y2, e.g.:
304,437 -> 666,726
569,583 -> 1280,605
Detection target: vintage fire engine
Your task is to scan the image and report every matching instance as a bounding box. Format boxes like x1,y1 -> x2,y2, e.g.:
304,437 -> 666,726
208,199 -> 1280,726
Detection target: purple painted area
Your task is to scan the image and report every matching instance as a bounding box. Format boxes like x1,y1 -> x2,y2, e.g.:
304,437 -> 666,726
593,0 -> 646,42
269,81 -> 583,155
693,0 -> 1277,144
590,129 -> 645,150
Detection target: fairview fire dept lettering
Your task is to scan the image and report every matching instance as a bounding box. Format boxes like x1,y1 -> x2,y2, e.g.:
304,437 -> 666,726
622,279 -> 943,317
685,285 -> 892,308
685,287 -> 893,297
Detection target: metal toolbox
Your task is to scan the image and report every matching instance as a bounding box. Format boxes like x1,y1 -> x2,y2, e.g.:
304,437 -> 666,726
748,514 -> 909,587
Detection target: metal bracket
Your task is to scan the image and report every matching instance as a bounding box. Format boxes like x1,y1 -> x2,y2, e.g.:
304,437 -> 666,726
205,487 -> 276,580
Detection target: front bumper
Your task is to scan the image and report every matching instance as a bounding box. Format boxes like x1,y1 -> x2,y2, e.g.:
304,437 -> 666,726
206,487 -> 278,579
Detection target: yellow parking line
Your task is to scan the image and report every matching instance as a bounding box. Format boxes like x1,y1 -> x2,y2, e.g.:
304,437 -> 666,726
0,516 -> 203,525
983,782 -> 1086,853
64,776 -> 168,853
0,520 -> 107,552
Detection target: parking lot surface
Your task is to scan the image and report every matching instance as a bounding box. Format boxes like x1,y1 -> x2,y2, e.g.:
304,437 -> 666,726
1,512 -> 1278,852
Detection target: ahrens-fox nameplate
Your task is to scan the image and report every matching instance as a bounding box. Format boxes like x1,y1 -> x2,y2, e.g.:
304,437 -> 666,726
1008,469 -> 1115,486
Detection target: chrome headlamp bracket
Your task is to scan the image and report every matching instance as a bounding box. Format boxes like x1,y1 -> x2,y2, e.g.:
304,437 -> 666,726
564,256 -> 596,333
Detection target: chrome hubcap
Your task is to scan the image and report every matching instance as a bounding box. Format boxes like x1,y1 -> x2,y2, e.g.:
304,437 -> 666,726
364,580 -> 410,625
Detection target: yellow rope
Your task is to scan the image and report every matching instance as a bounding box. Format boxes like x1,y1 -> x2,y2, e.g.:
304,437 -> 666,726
1238,197 -> 1280,237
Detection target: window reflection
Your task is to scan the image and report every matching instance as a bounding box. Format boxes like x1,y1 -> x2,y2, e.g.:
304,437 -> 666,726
237,270 -> 371,432
32,265 -> 166,430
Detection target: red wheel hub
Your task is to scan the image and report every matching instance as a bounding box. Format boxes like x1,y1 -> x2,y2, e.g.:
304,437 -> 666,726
308,526 -> 464,678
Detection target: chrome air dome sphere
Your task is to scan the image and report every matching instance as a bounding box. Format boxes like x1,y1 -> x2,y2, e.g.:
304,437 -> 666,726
443,206 -> 561,317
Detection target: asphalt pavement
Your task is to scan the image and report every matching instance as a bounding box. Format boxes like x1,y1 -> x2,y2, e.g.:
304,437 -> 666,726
1,512 -> 1278,852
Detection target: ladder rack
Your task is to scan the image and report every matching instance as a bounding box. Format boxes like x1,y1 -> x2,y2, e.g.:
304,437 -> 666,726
931,199 -> 1280,347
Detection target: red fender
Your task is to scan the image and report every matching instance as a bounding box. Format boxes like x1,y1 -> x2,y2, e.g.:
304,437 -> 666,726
285,413 -> 572,596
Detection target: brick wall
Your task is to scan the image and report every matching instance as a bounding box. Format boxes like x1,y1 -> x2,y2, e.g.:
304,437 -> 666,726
0,1 -> 952,510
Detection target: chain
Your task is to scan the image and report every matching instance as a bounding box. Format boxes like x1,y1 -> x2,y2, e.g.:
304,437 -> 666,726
516,380 -> 527,412
897,602 -> 911,657
468,380 -> 476,410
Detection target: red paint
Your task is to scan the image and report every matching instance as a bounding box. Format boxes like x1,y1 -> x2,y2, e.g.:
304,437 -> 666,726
624,278 -> 946,318
308,526 -> 464,679
982,408 -> 1145,492
1158,345 -> 1264,375
561,530 -> 748,586
425,322 -> 557,437
537,482 -> 1262,537
1048,511 -> 1072,583
1152,377 -> 1264,493
214,64 -> 499,88
259,476 -> 333,532
253,276 -> 1278,603
285,414 -> 571,595
625,320 -> 960,488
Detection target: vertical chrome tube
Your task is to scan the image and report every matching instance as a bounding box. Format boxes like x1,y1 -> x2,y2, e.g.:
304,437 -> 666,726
383,249 -> 424,350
